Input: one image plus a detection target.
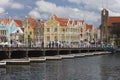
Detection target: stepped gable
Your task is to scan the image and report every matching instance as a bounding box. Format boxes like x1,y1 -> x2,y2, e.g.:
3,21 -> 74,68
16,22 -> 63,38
14,19 -> 23,27
40,21 -> 44,28
27,18 -> 36,28
4,19 -> 12,25
73,20 -> 84,25
53,15 -> 69,26
4,19 -> 22,28
52,14 -> 84,26
86,24 -> 93,31
108,16 -> 120,26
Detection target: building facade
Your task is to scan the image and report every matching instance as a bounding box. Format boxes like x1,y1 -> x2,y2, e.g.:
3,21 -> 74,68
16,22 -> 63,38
0,22 -> 7,43
100,8 -> 109,42
23,18 -> 35,47
34,20 -> 44,47
44,14 -> 86,48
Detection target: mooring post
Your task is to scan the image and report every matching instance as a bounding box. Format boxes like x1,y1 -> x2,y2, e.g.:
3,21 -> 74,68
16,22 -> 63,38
26,50 -> 28,58
87,47 -> 90,53
95,47 -> 96,52
69,49 -> 71,54
8,47 -> 11,59
43,50 -> 45,56
79,49 -> 81,53
57,47 -> 59,55
42,47 -> 45,56
8,51 -> 11,59
26,47 -> 28,58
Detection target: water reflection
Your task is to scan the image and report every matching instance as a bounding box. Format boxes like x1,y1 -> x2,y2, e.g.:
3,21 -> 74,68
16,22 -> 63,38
101,54 -> 120,80
6,65 -> 30,80
46,60 -> 62,80
74,57 -> 102,80
0,54 -> 120,80
61,59 -> 75,80
30,62 -> 46,80
0,67 -> 6,80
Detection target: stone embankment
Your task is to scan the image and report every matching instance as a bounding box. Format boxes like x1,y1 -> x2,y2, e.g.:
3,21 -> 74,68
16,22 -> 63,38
0,51 -> 111,67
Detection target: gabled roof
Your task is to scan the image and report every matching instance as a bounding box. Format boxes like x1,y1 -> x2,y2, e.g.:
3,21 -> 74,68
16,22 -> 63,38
40,21 -> 44,28
108,16 -> 120,26
86,24 -> 93,31
0,20 -> 2,23
53,14 -> 69,26
73,20 -> 84,25
4,19 -> 12,25
27,18 -> 36,28
52,14 -> 85,27
14,19 -> 23,27
3,19 -> 22,28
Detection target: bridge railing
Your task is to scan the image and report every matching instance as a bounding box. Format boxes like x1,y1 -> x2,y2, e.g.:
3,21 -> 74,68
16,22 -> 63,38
0,44 -> 106,51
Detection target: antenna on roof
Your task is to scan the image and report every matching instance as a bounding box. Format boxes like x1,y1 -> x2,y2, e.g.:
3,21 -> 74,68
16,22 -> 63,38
102,0 -> 103,8
102,0 -> 108,9
106,0 -> 108,9
102,0 -> 106,8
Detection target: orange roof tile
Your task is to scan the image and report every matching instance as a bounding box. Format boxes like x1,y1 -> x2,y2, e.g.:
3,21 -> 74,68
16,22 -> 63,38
108,16 -> 120,26
53,15 -> 84,27
86,24 -> 93,31
0,20 -> 2,23
53,15 -> 69,26
74,20 -> 84,25
4,19 -> 12,24
27,18 -> 36,28
14,19 -> 23,27
40,21 -> 44,28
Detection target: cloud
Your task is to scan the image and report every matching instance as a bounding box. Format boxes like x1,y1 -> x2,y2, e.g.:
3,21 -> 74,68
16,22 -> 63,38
68,0 -> 120,16
11,3 -> 24,9
29,0 -> 100,26
0,0 -> 24,13
0,7 -> 5,13
29,10 -> 41,19
68,0 -> 82,4
109,10 -> 120,16
0,0 -> 11,7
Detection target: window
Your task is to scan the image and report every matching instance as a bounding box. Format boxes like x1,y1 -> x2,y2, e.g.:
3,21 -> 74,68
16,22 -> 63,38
54,28 -> 57,32
54,36 -> 57,41
47,28 -> 50,32
30,32 -> 32,35
28,26 -> 30,28
47,36 -> 50,41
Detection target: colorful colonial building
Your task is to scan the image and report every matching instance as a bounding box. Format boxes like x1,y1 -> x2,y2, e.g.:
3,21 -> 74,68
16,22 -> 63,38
0,19 -> 23,46
23,18 -> 35,47
44,14 -> 86,48
34,20 -> 44,47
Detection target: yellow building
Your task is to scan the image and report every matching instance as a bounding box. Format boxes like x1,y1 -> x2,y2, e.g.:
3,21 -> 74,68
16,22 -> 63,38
23,18 -> 35,47
44,14 -> 86,48
44,15 -> 60,47
80,21 -> 87,41
86,24 -> 96,42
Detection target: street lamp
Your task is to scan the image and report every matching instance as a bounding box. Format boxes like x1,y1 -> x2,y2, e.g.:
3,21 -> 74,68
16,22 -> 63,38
8,16 -> 11,47
25,16 -> 28,58
25,16 -> 28,48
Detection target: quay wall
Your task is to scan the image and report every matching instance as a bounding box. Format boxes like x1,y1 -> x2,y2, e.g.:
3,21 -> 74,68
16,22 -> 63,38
0,47 -> 105,59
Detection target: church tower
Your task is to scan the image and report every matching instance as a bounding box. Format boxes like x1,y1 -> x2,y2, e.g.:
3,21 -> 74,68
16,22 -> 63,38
101,8 -> 109,42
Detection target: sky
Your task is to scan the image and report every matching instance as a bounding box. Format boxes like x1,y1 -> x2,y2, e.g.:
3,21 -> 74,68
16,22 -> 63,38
0,0 -> 120,27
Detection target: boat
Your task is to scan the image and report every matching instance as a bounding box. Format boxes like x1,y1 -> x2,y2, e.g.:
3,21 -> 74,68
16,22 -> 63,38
0,61 -> 6,68
105,45 -> 116,54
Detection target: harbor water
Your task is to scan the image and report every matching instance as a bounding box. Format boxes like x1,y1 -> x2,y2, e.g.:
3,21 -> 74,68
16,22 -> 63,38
0,53 -> 120,80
